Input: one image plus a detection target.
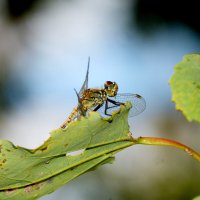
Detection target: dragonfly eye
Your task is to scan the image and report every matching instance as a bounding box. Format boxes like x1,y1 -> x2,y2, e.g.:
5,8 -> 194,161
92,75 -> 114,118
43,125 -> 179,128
106,81 -> 113,85
104,81 -> 118,97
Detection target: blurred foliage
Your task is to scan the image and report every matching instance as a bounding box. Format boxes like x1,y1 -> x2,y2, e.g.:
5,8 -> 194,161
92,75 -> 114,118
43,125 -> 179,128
4,0 -> 200,35
170,54 -> 200,123
193,196 -> 200,200
92,148 -> 200,200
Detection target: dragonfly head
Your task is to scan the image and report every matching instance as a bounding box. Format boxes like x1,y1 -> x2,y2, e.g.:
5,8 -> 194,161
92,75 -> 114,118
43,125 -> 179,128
104,81 -> 118,97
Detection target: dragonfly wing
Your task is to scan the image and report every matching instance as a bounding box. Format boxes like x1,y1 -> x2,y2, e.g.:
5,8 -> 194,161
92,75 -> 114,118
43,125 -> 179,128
98,93 -> 146,117
79,57 -> 90,97
115,93 -> 146,117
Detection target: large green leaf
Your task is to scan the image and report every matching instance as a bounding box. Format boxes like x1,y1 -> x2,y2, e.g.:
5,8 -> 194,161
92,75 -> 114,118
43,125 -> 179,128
169,54 -> 200,123
0,102 -> 134,200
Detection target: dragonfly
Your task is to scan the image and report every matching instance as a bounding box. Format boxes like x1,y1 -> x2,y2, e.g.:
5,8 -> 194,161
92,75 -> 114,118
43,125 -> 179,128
61,58 -> 146,128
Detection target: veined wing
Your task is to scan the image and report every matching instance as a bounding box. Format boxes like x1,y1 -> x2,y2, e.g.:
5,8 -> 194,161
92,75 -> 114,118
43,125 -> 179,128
99,93 -> 146,117
78,57 -> 90,97
61,58 -> 91,128
72,57 -> 90,119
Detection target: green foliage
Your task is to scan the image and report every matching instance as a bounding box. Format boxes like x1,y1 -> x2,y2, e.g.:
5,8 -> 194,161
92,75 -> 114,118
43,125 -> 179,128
0,103 -> 134,200
169,54 -> 200,123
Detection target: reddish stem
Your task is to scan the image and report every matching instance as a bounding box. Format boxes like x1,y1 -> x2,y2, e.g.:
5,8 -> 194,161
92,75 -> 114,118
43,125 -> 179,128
132,136 -> 200,162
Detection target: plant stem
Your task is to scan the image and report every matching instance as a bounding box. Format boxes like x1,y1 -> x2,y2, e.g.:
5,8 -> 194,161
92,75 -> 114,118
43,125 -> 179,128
132,136 -> 200,162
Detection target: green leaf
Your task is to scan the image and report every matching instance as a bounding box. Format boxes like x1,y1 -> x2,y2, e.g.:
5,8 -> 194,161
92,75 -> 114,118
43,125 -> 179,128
169,54 -> 200,123
0,102 -> 134,200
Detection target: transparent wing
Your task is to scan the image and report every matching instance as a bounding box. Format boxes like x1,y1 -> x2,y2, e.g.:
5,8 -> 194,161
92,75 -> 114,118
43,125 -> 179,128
79,57 -> 90,97
99,93 -> 146,118
72,57 -> 90,119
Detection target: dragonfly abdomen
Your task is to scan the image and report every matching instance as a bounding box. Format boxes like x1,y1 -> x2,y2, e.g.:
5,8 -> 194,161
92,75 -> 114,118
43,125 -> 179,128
60,107 -> 80,128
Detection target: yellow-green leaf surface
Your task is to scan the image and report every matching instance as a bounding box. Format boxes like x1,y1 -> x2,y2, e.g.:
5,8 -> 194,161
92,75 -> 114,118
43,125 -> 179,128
0,102 -> 134,200
170,54 -> 200,122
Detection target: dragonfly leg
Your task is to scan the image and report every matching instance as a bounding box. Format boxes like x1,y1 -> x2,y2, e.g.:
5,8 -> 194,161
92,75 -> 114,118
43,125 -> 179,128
93,104 -> 103,112
105,100 -> 111,116
107,105 -> 119,109
104,98 -> 124,115
107,98 -> 124,106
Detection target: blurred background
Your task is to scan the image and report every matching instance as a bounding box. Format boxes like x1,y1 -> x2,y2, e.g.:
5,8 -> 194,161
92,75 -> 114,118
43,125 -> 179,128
0,0 -> 200,199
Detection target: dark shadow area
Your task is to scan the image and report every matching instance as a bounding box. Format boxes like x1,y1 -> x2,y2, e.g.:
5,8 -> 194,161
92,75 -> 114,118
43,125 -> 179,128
5,0 -> 42,21
134,0 -> 200,35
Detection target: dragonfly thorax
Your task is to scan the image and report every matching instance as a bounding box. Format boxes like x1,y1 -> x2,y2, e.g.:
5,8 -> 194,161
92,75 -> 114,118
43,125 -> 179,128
104,81 -> 118,97
80,89 -> 107,112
